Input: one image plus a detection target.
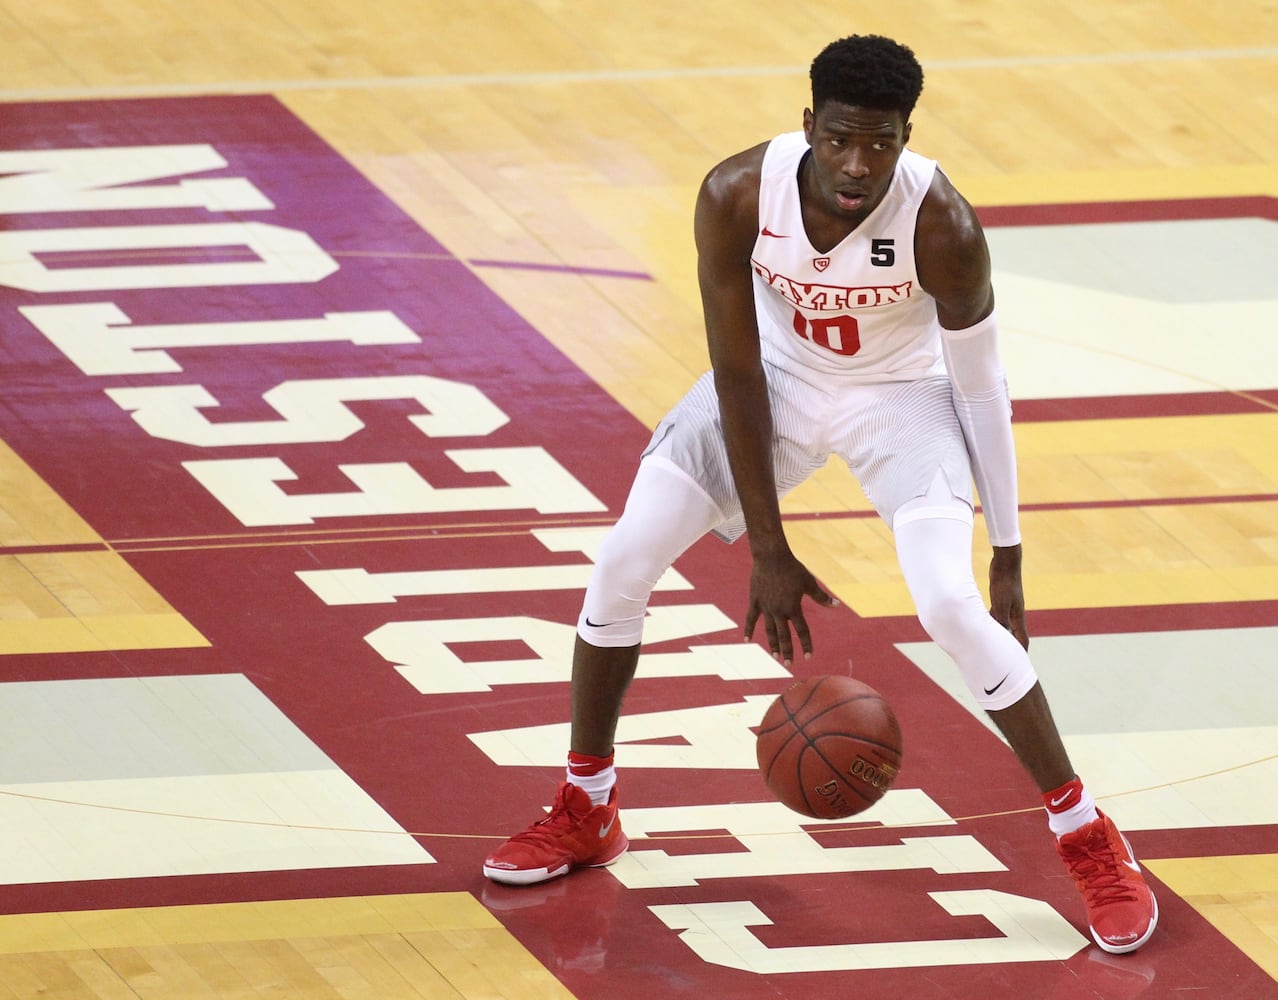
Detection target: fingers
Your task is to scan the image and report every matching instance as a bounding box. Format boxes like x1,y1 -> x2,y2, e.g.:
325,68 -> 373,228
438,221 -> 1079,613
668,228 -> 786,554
762,615 -> 785,663
745,570 -> 838,664
791,613 -> 814,660
807,580 -> 838,607
746,602 -> 800,663
755,612 -> 813,666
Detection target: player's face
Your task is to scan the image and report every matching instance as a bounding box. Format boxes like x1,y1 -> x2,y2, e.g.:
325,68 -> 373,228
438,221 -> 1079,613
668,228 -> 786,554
802,103 -> 911,221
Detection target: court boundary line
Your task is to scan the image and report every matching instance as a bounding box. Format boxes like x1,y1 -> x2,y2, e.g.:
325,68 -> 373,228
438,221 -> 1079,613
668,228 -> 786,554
3,490 -> 1276,557
0,753 -> 1270,843
3,46 -> 1276,101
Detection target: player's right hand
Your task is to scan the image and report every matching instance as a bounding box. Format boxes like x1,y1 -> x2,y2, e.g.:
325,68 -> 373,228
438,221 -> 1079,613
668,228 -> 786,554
744,550 -> 837,665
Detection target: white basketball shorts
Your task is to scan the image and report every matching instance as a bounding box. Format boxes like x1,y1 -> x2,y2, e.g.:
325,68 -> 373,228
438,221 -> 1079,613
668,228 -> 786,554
641,361 -> 973,541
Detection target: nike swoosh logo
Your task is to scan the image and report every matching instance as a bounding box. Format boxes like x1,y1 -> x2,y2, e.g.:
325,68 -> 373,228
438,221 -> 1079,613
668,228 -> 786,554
1049,792 -> 1073,809
760,226 -> 789,238
1118,833 -> 1141,873
584,617 -> 613,628
983,675 -> 1010,696
598,816 -> 616,839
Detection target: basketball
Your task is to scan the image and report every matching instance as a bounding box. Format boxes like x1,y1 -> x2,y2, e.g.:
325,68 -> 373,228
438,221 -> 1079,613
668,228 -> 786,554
756,675 -> 903,819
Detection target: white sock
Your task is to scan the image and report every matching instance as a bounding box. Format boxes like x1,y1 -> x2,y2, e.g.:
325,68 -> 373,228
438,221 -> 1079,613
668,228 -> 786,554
1048,788 -> 1099,838
566,765 -> 615,807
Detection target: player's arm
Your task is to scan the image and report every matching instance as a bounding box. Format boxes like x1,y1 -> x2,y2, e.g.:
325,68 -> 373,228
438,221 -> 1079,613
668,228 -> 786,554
694,148 -> 834,664
915,170 -> 1028,648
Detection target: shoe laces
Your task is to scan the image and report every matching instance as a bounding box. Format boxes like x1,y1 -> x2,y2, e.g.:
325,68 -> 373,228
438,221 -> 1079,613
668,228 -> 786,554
507,786 -> 590,849
1060,828 -> 1139,906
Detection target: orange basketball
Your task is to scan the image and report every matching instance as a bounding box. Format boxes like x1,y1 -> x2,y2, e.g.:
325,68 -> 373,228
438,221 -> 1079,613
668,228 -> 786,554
756,675 -> 903,819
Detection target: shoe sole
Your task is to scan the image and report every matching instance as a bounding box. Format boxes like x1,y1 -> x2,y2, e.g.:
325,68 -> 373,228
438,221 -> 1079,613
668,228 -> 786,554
483,836 -> 629,887
1093,892 -> 1159,955
483,861 -> 571,886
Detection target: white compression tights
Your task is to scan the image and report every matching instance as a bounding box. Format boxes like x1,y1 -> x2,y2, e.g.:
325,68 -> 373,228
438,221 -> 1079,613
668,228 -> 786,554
579,458 -> 1038,713
577,457 -> 723,648
893,475 -> 1038,711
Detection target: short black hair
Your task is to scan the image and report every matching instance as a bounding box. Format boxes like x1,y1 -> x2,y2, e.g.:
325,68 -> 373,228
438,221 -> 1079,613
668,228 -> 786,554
810,35 -> 924,117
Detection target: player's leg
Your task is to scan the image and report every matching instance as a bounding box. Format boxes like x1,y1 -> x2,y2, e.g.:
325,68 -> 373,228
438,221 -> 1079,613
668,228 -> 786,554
987,681 -> 1072,789
893,478 -> 1067,781
570,636 -> 639,758
483,456 -> 725,885
567,453 -> 728,754
892,482 -> 1157,954
484,364 -> 825,886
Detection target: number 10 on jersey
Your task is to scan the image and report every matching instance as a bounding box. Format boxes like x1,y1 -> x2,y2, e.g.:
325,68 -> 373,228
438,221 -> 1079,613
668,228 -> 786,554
791,309 -> 862,357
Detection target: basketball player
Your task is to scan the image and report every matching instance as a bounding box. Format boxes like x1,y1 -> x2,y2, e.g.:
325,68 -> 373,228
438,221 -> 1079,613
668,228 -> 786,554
484,33 -> 1158,955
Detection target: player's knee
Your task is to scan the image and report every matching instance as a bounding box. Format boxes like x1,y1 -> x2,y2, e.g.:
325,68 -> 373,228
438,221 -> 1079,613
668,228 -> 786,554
577,528 -> 668,647
913,588 -> 984,652
577,583 -> 650,647
595,522 -> 670,598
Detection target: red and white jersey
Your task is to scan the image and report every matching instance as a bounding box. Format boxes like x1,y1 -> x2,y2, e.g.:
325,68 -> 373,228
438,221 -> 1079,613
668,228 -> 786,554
751,132 -> 944,382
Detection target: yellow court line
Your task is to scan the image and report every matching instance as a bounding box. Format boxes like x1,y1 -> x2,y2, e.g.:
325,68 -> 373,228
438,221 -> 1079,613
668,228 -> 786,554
0,754 -> 1270,844
5,43 -> 1278,101
104,514 -> 617,548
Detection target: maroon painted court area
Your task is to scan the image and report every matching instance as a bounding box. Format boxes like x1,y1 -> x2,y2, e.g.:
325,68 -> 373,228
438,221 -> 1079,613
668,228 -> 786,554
0,96 -> 1273,999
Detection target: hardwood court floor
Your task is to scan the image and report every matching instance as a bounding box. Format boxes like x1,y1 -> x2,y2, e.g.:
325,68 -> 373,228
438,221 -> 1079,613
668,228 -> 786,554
0,2 -> 1275,998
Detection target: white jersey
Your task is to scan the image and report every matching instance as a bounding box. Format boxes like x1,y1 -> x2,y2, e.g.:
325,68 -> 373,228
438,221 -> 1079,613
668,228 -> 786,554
641,131 -> 974,544
751,133 -> 944,382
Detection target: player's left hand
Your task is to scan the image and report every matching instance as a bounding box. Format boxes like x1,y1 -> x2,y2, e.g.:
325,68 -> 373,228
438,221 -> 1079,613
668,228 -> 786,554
989,543 -> 1028,650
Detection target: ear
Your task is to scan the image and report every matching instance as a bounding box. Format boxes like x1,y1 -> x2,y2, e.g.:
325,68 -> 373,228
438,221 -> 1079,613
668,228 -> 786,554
803,108 -> 815,143
903,121 -> 913,146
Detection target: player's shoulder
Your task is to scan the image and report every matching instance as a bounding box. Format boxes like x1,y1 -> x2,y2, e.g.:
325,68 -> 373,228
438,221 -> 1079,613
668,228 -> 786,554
916,166 -> 987,256
696,140 -> 770,242
699,140 -> 770,206
914,166 -> 992,307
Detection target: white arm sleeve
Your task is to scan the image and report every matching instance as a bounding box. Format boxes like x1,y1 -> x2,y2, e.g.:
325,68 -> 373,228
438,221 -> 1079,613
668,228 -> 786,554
940,311 -> 1021,546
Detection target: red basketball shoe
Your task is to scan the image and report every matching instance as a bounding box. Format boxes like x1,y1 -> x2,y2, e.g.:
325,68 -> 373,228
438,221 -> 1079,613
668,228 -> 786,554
1057,811 -> 1158,954
484,782 -> 628,885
